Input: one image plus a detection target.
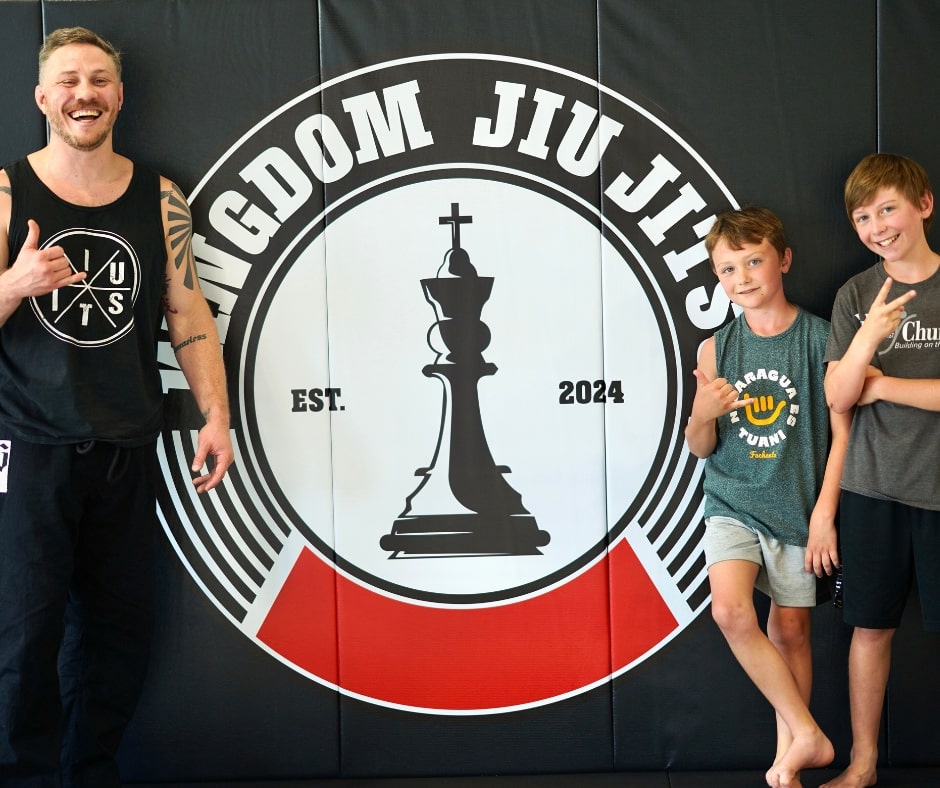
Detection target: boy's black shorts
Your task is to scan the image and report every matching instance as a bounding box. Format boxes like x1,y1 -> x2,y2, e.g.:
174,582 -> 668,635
840,490 -> 940,632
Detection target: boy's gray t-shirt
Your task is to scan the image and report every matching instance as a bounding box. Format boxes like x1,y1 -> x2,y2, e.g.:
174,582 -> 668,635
703,308 -> 831,546
825,261 -> 940,510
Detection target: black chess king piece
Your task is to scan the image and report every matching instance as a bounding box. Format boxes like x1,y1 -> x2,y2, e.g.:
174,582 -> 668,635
380,203 -> 550,557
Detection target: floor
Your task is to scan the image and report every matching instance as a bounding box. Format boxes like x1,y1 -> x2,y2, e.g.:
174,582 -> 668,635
131,767 -> 940,787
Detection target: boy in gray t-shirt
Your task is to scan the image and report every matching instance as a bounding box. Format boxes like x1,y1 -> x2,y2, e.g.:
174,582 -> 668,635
822,153 -> 940,788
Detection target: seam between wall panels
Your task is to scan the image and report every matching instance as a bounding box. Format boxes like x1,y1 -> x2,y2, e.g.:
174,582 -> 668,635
876,0 -> 881,151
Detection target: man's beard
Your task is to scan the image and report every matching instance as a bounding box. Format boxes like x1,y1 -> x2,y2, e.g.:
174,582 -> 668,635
47,112 -> 113,152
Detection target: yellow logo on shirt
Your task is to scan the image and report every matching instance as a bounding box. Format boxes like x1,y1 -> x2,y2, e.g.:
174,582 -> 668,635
741,393 -> 787,426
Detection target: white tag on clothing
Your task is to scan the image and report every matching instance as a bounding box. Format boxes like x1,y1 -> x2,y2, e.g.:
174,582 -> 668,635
0,440 -> 10,494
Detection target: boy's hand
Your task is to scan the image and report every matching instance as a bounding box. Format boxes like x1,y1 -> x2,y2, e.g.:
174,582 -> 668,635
690,368 -> 748,421
858,276 -> 916,348
804,513 -> 839,577
857,367 -> 884,406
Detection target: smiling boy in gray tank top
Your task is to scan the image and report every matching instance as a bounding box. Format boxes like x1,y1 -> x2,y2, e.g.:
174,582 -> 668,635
685,207 -> 851,788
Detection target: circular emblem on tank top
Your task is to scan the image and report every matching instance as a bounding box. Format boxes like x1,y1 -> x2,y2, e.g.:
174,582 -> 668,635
31,228 -> 141,347
158,54 -> 739,713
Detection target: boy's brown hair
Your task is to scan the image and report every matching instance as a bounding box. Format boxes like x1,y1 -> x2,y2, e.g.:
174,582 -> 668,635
844,152 -> 933,232
38,26 -> 122,83
704,207 -> 789,268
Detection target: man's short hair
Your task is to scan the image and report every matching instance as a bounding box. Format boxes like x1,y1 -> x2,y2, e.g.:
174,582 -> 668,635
38,26 -> 122,82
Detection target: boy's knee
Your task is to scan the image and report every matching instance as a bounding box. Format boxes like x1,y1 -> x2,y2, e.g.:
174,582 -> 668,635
768,622 -> 809,653
710,599 -> 757,636
768,609 -> 811,650
853,626 -> 896,648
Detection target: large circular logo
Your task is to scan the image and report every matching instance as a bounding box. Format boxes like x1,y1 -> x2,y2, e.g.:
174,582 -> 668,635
158,54 -> 737,713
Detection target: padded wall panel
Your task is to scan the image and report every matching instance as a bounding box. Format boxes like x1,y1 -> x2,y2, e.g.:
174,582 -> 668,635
0,0 -> 44,163
596,0 -> 875,771
320,0 -> 614,778
877,0 -> 940,764
32,1 -> 340,781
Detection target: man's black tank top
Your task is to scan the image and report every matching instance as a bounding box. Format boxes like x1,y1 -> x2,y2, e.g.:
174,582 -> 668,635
1,158 -> 166,445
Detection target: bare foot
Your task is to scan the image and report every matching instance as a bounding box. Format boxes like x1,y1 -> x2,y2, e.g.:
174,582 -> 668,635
819,762 -> 877,788
766,761 -> 788,788
765,764 -> 776,787
768,729 -> 834,788
765,767 -> 803,788
767,755 -> 779,786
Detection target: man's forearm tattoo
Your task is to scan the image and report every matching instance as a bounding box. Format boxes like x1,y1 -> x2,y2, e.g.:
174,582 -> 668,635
172,333 -> 207,353
162,276 -> 178,315
162,183 -> 199,291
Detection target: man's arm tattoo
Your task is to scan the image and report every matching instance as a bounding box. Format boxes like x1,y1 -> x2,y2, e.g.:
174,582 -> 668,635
0,185 -> 11,196
161,276 -> 179,315
162,183 -> 199,290
172,333 -> 207,353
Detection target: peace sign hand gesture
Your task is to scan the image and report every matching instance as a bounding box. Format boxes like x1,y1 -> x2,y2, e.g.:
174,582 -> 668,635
858,276 -> 916,349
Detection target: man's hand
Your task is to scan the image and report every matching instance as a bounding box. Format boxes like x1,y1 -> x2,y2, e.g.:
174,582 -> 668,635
1,219 -> 87,299
190,419 -> 233,493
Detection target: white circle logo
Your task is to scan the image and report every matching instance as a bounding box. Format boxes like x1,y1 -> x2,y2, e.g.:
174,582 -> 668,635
158,54 -> 737,713
32,229 -> 140,346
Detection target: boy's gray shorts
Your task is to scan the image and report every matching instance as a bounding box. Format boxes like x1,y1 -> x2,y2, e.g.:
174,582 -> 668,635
704,516 -> 817,607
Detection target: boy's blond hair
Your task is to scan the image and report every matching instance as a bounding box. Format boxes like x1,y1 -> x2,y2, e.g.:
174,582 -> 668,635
704,207 -> 789,268
38,26 -> 122,83
844,152 -> 933,232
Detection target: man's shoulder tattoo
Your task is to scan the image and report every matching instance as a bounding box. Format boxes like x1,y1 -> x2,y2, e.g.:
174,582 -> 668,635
163,182 -> 198,290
